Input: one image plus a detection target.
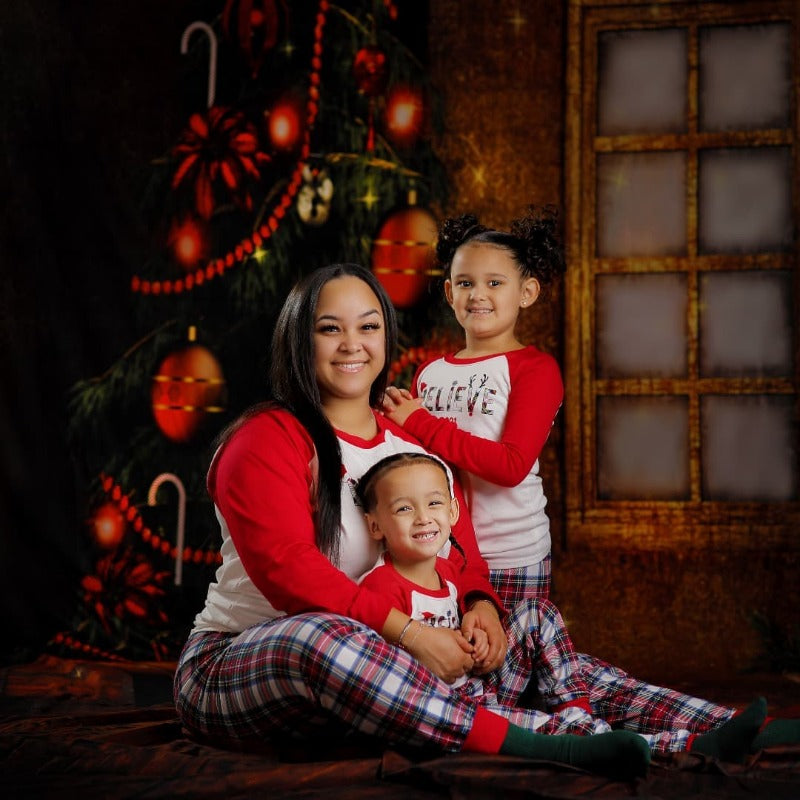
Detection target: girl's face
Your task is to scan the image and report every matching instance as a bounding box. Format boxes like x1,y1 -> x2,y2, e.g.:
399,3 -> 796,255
445,243 -> 539,353
313,275 -> 386,408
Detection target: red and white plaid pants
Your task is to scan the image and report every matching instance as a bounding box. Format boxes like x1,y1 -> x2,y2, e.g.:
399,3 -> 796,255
174,599 -> 732,755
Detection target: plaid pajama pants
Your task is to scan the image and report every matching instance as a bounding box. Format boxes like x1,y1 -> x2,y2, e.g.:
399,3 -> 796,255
490,554 -> 552,607
174,600 -> 733,756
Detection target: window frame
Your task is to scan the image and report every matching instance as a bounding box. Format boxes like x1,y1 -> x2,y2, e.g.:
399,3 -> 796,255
564,0 -> 800,548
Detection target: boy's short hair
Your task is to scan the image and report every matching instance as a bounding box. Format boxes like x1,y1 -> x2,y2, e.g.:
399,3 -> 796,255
356,452 -> 451,512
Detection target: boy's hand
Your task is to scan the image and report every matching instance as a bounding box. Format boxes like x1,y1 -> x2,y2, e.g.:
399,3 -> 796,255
408,626 -> 475,684
381,386 -> 423,427
461,601 -> 507,674
464,627 -> 489,666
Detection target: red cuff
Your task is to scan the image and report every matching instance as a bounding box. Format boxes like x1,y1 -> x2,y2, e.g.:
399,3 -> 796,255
462,706 -> 510,754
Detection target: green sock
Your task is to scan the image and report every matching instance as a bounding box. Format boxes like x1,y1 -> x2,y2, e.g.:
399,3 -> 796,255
751,718 -> 800,751
691,697 -> 766,762
501,725 -> 650,779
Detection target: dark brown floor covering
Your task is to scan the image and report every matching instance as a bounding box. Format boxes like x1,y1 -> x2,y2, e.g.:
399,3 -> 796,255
1,655 -> 799,798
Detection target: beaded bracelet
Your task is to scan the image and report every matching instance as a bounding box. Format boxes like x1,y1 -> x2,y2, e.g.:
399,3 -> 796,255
397,618 -> 415,648
469,598 -> 497,613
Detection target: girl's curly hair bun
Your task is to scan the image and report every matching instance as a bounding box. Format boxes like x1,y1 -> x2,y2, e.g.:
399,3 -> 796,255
436,214 -> 487,265
510,205 -> 565,285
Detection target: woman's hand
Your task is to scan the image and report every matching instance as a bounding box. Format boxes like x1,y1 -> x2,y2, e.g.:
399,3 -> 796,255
406,624 -> 476,684
381,386 -> 423,427
461,600 -> 507,674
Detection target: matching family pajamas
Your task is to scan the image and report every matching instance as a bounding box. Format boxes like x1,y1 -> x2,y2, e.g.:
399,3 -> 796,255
174,407 -> 733,758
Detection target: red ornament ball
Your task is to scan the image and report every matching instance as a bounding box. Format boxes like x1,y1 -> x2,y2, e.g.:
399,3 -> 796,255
353,45 -> 388,97
371,200 -> 438,308
151,329 -> 227,443
91,502 -> 126,550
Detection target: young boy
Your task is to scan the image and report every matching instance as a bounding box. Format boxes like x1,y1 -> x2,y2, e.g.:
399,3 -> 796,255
356,451 -> 772,768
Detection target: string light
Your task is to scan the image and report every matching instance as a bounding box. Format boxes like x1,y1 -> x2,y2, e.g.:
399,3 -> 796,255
130,0 -> 330,295
50,631 -> 128,662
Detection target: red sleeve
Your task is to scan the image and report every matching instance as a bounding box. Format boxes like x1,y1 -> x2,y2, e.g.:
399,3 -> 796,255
407,351 -> 563,488
358,565 -> 412,614
208,410 -> 394,632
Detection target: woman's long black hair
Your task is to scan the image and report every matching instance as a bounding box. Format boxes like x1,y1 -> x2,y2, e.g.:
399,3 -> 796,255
267,263 -> 398,564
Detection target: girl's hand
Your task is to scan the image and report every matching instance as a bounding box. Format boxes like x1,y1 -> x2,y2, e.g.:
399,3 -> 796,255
406,624 -> 475,684
381,386 -> 423,427
461,600 -> 507,674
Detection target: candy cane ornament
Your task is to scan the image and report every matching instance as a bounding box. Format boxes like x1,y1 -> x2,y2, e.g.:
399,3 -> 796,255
181,21 -> 218,108
148,472 -> 187,586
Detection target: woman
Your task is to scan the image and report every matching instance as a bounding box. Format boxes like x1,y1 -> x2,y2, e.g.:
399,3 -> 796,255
174,264 -> 774,772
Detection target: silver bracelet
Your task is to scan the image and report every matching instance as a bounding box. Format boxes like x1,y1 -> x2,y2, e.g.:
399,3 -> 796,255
401,620 -> 424,651
397,618 -> 415,648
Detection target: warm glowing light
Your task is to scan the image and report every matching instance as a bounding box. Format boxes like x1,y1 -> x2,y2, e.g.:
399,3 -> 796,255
91,502 -> 126,550
508,8 -> 527,34
357,181 -> 380,211
470,164 -> 487,189
169,218 -> 206,269
268,99 -> 302,150
385,85 -> 424,148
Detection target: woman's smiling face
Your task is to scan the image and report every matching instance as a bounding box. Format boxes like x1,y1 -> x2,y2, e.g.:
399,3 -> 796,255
313,275 -> 386,407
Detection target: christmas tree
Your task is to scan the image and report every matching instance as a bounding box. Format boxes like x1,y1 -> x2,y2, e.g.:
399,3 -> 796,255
61,0 -> 460,662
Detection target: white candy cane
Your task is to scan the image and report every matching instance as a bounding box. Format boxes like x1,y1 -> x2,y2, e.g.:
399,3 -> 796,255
181,21 -> 218,108
148,473 -> 187,586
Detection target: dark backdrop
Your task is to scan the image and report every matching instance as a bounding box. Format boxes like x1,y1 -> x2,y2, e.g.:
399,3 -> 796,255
0,1 -> 200,661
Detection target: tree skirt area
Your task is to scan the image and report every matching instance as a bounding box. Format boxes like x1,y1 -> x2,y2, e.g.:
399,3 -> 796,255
1,655 -> 799,799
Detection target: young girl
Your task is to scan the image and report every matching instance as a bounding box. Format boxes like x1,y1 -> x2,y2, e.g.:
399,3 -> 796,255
355,451 -> 770,766
383,207 -> 564,607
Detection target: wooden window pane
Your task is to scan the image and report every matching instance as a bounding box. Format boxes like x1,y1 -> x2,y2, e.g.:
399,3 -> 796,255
597,273 -> 687,378
699,147 -> 792,254
597,151 -> 687,257
700,271 -> 793,378
702,395 -> 797,501
598,28 -> 687,135
597,396 -> 690,500
699,23 -> 792,132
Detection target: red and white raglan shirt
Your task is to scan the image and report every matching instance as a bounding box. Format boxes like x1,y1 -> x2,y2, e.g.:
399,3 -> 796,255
359,552 -> 471,687
359,553 -> 463,631
404,346 -> 563,570
191,407 -> 497,635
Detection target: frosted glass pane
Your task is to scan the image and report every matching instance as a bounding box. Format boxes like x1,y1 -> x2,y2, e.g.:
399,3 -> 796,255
700,24 -> 791,131
702,395 -> 797,501
700,271 -> 793,378
699,148 -> 792,254
597,152 -> 686,258
597,396 -> 689,500
598,28 -> 687,135
597,274 -> 687,378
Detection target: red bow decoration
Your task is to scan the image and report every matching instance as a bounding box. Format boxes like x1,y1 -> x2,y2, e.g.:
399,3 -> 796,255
80,550 -> 171,635
171,107 -> 271,219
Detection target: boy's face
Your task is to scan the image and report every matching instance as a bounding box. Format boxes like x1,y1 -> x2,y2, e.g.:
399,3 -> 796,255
365,463 -> 458,566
